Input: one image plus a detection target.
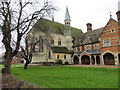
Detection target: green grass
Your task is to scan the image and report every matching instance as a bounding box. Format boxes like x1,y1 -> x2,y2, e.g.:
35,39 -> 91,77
11,66 -> 118,88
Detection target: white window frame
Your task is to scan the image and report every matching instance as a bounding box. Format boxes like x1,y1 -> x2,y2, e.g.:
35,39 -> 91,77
103,39 -> 111,47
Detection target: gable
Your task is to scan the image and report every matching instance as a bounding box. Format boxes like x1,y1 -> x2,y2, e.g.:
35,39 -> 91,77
100,18 -> 119,38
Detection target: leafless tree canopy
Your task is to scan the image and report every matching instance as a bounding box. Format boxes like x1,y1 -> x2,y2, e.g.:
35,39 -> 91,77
0,0 -> 56,73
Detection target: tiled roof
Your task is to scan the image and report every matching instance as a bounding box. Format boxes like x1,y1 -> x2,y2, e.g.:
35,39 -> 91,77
51,46 -> 73,54
77,49 -> 100,55
73,27 -> 104,46
29,18 -> 83,37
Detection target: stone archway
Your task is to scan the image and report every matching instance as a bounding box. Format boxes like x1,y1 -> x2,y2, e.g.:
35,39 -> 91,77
91,56 -> 95,64
118,53 -> 120,63
81,55 -> 90,65
96,56 -> 100,65
73,55 -> 79,64
103,53 -> 115,65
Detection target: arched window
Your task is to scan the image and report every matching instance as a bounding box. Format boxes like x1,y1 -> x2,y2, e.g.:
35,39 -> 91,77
39,38 -> 43,52
48,50 -> 51,59
58,39 -> 61,45
64,55 -> 66,59
51,38 -> 54,45
57,55 -> 59,59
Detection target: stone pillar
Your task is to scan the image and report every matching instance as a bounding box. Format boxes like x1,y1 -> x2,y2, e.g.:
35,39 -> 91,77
71,56 -> 74,64
100,55 -> 104,65
90,56 -> 92,65
115,54 -> 119,65
79,56 -> 82,65
94,55 -> 97,65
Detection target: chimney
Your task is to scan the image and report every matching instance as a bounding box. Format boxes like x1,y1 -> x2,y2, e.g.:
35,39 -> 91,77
116,1 -> 120,22
86,23 -> 92,31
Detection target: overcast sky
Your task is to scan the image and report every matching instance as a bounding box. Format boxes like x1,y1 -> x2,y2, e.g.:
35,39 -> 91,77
0,0 -> 120,55
53,0 -> 119,32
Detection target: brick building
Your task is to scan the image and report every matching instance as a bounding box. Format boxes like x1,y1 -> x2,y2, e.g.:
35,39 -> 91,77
73,10 -> 120,65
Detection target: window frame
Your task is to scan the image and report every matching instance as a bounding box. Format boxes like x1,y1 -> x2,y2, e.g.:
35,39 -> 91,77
86,45 -> 90,50
103,39 -> 111,47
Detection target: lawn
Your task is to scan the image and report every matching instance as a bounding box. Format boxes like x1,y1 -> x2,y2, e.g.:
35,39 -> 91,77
11,66 -> 118,88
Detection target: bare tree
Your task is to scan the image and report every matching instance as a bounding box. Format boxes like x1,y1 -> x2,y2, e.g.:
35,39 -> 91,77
0,0 -> 56,74
21,33 -> 51,69
20,37 -> 39,69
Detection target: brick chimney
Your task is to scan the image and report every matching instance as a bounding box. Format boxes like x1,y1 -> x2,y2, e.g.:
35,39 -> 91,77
86,23 -> 92,31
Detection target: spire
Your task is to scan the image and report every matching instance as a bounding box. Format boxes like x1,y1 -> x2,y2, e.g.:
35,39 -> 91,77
64,6 -> 71,21
110,12 -> 112,18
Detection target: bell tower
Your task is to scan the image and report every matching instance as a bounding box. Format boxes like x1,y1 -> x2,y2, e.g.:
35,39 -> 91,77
64,6 -> 71,36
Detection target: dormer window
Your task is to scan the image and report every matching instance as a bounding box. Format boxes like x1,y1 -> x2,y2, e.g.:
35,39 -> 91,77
86,45 -> 90,50
94,43 -> 99,49
58,39 -> 61,45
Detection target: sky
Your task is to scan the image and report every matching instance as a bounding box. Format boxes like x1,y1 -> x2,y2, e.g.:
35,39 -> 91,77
0,0 -> 120,55
52,0 -> 120,32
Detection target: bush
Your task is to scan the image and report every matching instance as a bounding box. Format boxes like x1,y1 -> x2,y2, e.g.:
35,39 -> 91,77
64,61 -> 69,65
56,60 -> 63,65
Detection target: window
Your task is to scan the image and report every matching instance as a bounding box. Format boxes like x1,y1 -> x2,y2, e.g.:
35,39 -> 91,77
58,39 -> 61,45
51,38 -> 54,45
64,55 -> 66,59
104,39 -> 110,47
119,37 -> 120,45
94,43 -> 99,49
111,29 -> 115,33
48,50 -> 51,59
77,47 -> 80,51
86,45 -> 90,50
57,55 -> 59,59
39,38 -> 44,52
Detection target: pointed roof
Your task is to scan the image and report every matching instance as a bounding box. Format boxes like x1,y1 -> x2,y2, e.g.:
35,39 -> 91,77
64,7 -> 71,21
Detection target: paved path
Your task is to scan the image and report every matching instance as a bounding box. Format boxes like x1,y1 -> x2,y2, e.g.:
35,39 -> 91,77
0,64 -> 24,69
66,65 -> 119,68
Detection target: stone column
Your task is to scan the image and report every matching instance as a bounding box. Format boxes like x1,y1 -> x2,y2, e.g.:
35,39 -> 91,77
94,55 -> 97,65
79,56 -> 82,65
100,55 -> 104,65
71,56 -> 74,64
114,54 -> 119,65
90,56 -> 92,65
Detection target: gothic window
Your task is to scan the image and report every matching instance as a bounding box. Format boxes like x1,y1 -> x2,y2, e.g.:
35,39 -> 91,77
104,39 -> 110,47
57,55 -> 59,59
48,50 -> 51,59
86,45 -> 90,50
51,38 -> 54,45
58,39 -> 61,45
39,38 -> 44,52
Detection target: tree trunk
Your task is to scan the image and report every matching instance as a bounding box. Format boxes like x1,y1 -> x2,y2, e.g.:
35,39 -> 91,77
24,62 -> 30,69
2,54 -> 12,74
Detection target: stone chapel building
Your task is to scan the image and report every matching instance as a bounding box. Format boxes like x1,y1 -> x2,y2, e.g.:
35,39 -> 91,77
27,3 -> 120,65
